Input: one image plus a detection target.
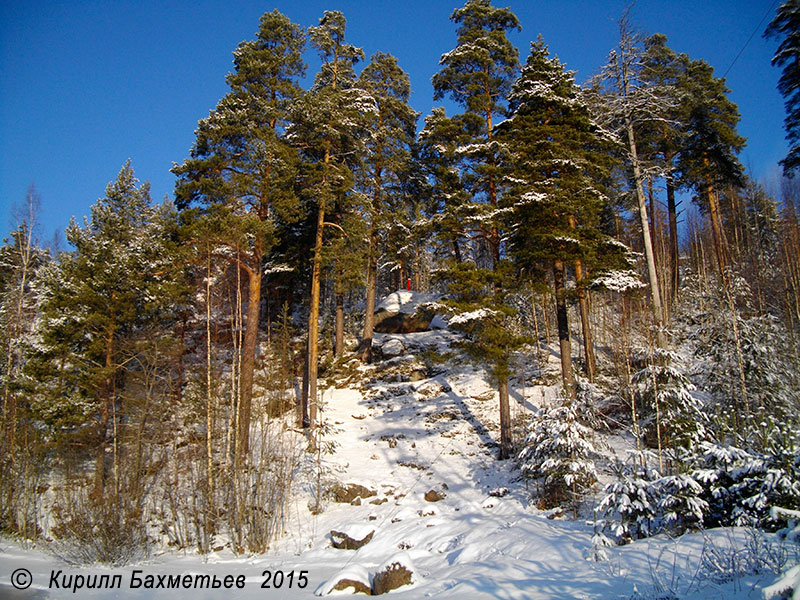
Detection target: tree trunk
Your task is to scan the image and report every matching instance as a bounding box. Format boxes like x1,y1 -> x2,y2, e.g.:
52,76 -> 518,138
334,292 -> 344,357
574,259 -> 595,382
235,240 -> 262,467
356,232 -> 378,363
704,170 -> 729,275
626,115 -> 666,347
93,326 -> 115,500
553,260 -> 575,397
498,376 -> 511,459
307,177 -> 328,429
666,174 -> 679,303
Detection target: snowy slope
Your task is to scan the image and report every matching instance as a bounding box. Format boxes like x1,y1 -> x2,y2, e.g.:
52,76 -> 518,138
0,328 -> 793,599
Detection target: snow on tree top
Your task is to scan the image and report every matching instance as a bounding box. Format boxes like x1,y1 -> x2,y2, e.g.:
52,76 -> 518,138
590,270 -> 646,293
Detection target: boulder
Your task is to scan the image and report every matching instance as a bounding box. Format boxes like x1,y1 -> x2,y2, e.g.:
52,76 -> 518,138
371,553 -> 417,595
330,527 -> 375,550
316,565 -> 372,596
424,483 -> 448,502
331,483 -> 377,504
379,338 -> 405,358
373,291 -> 439,334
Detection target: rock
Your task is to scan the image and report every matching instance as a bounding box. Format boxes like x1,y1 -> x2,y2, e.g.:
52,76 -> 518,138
333,578 -> 372,595
330,527 -> 375,550
373,291 -> 439,334
424,483 -> 448,502
332,483 -> 377,503
374,309 -> 436,334
371,553 -> 417,595
408,369 -> 427,382
379,338 -> 405,358
317,566 -> 372,596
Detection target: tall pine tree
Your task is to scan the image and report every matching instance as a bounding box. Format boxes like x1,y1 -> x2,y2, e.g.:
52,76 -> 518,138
173,10 -> 305,465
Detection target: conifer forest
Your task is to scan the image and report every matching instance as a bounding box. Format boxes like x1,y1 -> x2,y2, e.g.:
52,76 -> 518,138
2,2 -> 800,598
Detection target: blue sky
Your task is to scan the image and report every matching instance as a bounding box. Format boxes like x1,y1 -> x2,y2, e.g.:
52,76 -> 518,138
0,0 -> 786,244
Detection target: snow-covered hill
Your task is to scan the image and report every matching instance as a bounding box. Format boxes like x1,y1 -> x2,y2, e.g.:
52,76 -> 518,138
0,326 -> 794,599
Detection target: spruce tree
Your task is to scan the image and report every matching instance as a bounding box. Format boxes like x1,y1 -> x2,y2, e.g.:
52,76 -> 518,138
173,10 -> 305,464
499,38 -> 621,395
29,163 -> 176,499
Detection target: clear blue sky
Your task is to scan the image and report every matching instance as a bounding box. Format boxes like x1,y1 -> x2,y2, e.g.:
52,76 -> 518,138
0,0 -> 786,245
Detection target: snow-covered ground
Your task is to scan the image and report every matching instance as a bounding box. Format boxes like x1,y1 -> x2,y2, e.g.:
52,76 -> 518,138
0,327 -> 795,599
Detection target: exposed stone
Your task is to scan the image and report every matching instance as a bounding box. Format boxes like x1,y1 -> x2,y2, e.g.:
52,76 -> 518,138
371,554 -> 416,595
330,528 -> 375,550
331,483 -> 377,503
424,483 -> 448,502
333,578 -> 372,595
373,291 -> 439,334
379,338 -> 406,358
320,566 -> 372,596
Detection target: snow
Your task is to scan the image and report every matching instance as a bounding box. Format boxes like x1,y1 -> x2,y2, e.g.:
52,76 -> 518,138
0,327 -> 793,600
375,290 -> 440,315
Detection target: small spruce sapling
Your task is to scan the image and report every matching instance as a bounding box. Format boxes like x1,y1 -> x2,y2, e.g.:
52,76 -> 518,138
518,392 -> 597,516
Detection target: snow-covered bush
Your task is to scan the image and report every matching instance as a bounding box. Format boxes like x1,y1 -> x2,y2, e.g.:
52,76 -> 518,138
676,272 -> 800,451
519,396 -> 597,514
596,456 -> 706,544
595,460 -> 659,544
631,347 -> 707,457
691,442 -> 800,529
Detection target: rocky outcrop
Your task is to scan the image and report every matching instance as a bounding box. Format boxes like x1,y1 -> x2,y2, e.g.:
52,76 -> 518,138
373,291 -> 440,334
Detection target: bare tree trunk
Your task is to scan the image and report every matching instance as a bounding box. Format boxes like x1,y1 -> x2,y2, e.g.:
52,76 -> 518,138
498,376 -> 511,459
704,171 -> 729,275
666,174 -> 680,303
553,260 -> 575,397
626,117 -> 666,347
356,232 -> 378,363
307,178 -> 327,430
236,239 -> 262,467
205,249 -> 214,499
334,291 -> 344,357
575,259 -> 595,382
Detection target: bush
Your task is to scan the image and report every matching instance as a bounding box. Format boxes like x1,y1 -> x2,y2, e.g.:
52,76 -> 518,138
49,486 -> 149,566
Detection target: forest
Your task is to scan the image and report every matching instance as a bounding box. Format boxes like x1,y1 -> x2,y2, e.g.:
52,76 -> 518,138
1,1 -> 800,597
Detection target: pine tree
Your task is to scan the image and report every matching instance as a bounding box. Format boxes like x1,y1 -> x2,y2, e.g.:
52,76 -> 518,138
639,34 -> 684,304
676,56 -> 746,275
431,0 -> 520,268
173,10 -> 305,464
354,52 -> 418,362
443,260 -> 526,458
765,0 -> 800,175
288,10 -> 372,430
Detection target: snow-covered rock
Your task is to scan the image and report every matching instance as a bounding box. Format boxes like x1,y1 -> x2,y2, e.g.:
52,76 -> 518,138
372,552 -> 418,595
374,291 -> 441,333
380,338 -> 406,358
330,524 -> 376,550
315,565 -> 372,596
